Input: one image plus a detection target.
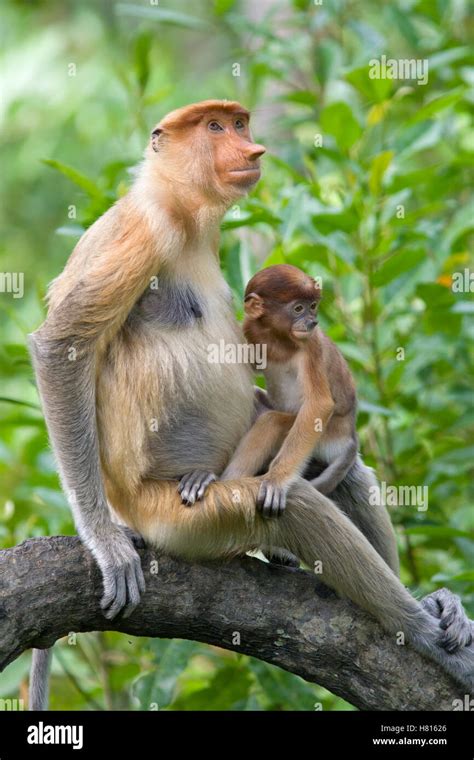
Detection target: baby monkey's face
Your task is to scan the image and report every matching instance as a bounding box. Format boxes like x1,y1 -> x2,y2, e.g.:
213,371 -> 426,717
276,298 -> 319,343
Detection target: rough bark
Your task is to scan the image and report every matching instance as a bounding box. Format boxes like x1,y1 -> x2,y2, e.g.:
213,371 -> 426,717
0,536 -> 467,710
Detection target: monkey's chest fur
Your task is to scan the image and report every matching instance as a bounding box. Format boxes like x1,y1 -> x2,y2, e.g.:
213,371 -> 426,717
98,271 -> 254,482
127,277 -> 204,328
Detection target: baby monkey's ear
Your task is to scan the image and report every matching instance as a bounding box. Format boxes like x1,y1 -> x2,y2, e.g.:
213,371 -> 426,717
244,292 -> 264,319
312,277 -> 323,299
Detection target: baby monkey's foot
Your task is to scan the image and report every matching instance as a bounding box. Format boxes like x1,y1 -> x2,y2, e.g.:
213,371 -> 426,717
257,479 -> 288,518
178,470 -> 217,506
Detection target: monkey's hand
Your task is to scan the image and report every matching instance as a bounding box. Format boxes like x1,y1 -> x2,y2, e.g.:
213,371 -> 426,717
178,470 -> 217,506
89,524 -> 146,620
257,477 -> 289,518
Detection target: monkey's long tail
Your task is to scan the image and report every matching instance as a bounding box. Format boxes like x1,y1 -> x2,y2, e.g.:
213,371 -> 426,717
29,648 -> 52,710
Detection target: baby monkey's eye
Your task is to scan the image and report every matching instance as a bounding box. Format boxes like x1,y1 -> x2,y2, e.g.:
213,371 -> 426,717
310,302 -> 317,311
294,304 -> 304,314
235,119 -> 245,131
208,121 -> 224,132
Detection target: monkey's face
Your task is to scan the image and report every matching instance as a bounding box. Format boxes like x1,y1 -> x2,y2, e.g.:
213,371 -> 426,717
203,112 -> 266,198
278,299 -> 319,343
149,101 -> 265,204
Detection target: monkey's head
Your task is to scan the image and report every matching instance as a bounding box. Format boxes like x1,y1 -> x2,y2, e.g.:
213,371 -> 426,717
244,264 -> 321,345
148,100 -> 266,204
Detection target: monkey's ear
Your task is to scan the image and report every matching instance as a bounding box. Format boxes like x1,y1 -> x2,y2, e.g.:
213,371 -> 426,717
151,127 -> 163,153
244,293 -> 264,318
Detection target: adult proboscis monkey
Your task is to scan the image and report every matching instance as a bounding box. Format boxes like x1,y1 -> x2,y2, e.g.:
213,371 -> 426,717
28,100 -> 473,708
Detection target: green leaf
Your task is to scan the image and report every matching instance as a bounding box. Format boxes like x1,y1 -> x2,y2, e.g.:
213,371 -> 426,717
0,397 -> 41,410
213,0 -> 235,15
369,151 -> 394,195
249,660 -> 316,709
173,663 -> 253,710
358,400 -> 392,416
408,89 -> 465,125
262,248 -> 287,267
42,160 -> 108,201
320,102 -> 362,150
116,4 -> 210,30
133,640 -> 199,709
372,248 -> 426,287
221,209 -> 281,231
133,31 -> 152,93
405,526 -> 474,539
345,65 -> 392,103
432,571 -> 474,584
441,202 -> 474,253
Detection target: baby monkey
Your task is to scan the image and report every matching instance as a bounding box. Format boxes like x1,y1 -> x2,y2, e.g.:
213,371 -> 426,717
179,264 -> 358,516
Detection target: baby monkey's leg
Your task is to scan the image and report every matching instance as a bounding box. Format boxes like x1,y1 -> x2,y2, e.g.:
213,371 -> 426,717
311,438 -> 358,495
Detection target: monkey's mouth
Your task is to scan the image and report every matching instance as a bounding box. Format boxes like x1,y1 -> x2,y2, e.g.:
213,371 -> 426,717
292,328 -> 316,340
228,167 -> 261,183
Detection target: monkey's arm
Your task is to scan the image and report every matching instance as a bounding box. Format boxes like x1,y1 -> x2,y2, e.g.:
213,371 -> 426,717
222,410 -> 296,479
29,210 -> 160,618
257,356 -> 335,517
310,436 -> 358,495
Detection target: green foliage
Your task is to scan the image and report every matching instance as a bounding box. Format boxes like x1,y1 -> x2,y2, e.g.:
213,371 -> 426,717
0,0 -> 472,711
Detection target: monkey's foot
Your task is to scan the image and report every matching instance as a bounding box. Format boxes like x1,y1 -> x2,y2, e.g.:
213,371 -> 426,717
421,588 -> 473,653
178,470 -> 217,506
94,525 -> 146,620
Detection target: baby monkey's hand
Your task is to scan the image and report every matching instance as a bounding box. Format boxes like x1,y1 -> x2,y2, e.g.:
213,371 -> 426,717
257,477 -> 289,518
178,470 -> 217,506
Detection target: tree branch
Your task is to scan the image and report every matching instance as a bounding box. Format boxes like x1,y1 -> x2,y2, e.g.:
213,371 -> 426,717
0,536 -> 467,710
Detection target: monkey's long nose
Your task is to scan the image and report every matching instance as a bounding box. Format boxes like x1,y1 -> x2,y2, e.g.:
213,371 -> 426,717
247,143 -> 266,161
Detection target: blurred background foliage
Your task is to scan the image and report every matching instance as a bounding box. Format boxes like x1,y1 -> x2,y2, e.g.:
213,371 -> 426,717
0,0 -> 473,711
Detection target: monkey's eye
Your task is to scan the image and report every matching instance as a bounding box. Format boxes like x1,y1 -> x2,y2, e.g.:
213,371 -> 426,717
310,302 -> 317,311
208,121 -> 224,132
294,304 -> 304,314
235,119 -> 245,131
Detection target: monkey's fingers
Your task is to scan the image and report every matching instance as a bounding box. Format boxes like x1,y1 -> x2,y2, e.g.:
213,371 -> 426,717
179,470 -> 216,505
196,472 -> 217,500
257,481 -> 286,519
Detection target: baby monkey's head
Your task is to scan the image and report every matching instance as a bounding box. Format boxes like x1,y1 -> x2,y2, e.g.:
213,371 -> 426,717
244,264 -> 321,345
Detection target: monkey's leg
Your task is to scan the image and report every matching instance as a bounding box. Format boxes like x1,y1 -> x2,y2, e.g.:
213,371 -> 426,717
310,440 -> 358,496
119,477 -> 474,691
307,457 -> 472,653
222,410 -> 295,479
306,455 -> 400,575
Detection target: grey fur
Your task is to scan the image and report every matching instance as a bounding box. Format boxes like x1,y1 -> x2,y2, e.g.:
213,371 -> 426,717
28,334 -> 145,622
29,648 -> 52,710
127,278 -> 204,329
310,437 -> 358,495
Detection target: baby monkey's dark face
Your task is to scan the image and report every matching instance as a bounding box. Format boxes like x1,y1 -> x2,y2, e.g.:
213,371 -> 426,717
274,298 -> 319,343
